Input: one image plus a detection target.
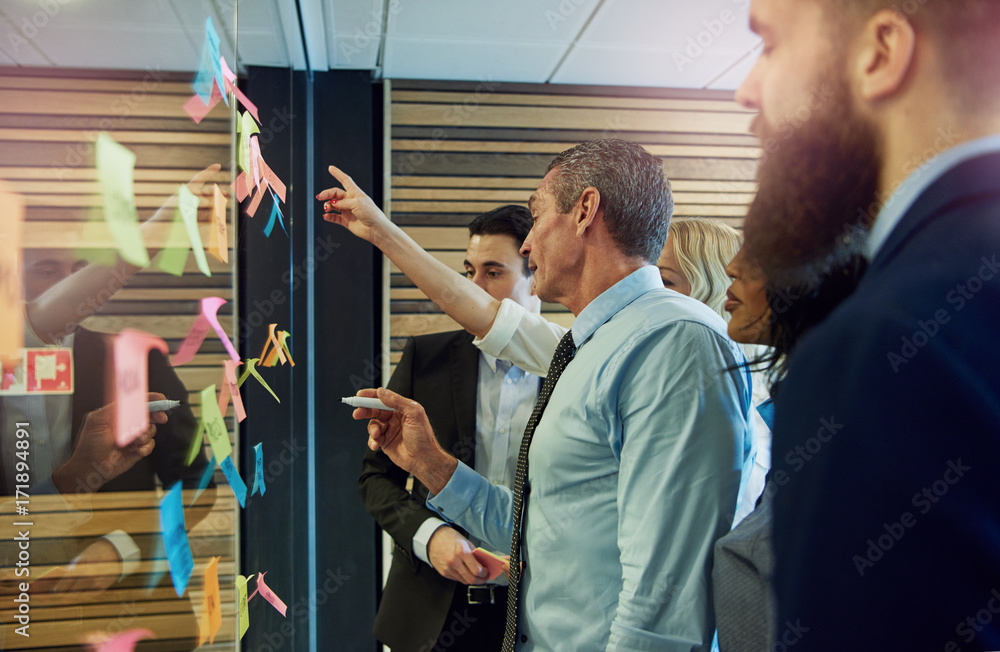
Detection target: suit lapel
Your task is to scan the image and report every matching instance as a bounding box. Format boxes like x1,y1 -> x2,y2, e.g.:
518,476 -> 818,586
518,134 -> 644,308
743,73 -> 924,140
449,332 -> 479,468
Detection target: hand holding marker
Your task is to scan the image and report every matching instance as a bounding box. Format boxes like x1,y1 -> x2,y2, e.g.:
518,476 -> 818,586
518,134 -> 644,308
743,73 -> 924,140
148,400 -> 181,412
342,396 -> 396,412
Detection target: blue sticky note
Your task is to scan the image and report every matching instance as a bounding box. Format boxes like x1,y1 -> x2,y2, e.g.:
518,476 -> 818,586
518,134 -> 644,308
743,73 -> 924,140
220,455 -> 247,508
205,17 -> 227,107
159,483 -> 194,597
191,454 -> 216,505
264,192 -> 286,237
192,17 -> 227,106
252,443 -> 266,496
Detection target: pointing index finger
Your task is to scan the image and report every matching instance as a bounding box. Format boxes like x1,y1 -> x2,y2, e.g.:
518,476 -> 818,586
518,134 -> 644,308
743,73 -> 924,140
328,164 -> 359,192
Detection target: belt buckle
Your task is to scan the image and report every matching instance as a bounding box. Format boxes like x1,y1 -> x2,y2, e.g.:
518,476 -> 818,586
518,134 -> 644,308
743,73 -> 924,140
467,585 -> 494,605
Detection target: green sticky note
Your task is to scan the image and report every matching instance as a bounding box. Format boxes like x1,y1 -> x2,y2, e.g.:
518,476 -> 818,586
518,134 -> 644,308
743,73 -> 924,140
179,185 -> 212,277
236,575 -> 250,639
96,132 -> 149,267
156,198 -> 193,276
236,358 -> 280,403
237,111 -> 260,173
199,384 -> 232,464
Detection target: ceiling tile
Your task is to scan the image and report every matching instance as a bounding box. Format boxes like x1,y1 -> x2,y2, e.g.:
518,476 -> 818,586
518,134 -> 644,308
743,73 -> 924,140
382,37 -> 565,83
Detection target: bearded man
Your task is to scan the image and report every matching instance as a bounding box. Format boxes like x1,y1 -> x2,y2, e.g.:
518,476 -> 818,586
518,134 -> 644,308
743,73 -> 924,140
735,0 -> 1000,649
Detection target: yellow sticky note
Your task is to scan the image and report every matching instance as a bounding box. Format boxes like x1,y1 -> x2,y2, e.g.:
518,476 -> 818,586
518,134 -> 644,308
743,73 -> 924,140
212,184 -> 229,263
95,132 -> 149,267
199,384 -> 232,463
236,574 -> 250,639
204,556 -> 222,644
0,182 -> 24,359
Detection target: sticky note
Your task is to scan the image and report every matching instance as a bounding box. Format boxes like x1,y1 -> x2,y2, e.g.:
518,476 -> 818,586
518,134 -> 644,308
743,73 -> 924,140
258,157 -> 286,203
192,454 -> 215,505
0,183 -> 24,359
220,455 -> 247,508
113,329 -> 168,447
179,184 -> 211,277
472,548 -> 509,581
220,56 -> 260,123
96,133 -> 149,267
184,83 -> 222,124
172,297 -> 240,366
96,628 -> 155,652
238,111 -> 261,177
256,572 -> 287,617
264,192 -> 286,237
217,359 -> 247,422
250,136 -> 262,190
156,200 -> 194,277
193,17 -> 226,107
233,172 -> 252,203
246,184 -> 266,217
212,183 -> 228,263
159,483 -> 194,597
236,574 -> 250,639
203,556 -> 222,644
252,442 -> 265,496
199,384 -> 232,464
237,358 -> 280,403
259,323 -> 287,367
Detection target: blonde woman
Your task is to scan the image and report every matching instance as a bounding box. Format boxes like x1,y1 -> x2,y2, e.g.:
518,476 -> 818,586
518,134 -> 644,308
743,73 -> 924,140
657,217 -> 742,320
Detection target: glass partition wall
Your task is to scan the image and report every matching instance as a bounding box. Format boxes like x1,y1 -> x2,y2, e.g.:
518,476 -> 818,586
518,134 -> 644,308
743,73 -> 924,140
1,3 -> 241,649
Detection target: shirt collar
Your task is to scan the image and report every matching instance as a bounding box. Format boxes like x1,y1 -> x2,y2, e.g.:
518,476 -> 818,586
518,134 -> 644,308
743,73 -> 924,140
480,350 -> 500,372
571,266 -> 663,348
867,134 -> 1000,259
480,351 -> 524,378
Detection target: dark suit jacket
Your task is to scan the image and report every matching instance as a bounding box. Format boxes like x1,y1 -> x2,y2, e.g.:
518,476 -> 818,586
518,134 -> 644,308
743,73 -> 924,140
771,152 -> 1000,650
358,330 -> 479,652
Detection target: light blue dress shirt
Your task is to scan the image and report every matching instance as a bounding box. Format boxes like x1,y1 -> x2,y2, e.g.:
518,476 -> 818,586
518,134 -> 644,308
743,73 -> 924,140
429,267 -> 752,651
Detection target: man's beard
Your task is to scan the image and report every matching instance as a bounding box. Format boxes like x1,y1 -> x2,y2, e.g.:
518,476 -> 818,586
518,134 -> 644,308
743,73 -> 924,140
742,73 -> 880,289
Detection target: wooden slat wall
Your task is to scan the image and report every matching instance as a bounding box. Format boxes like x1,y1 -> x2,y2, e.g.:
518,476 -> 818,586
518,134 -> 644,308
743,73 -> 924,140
0,68 -> 238,650
387,80 -> 760,368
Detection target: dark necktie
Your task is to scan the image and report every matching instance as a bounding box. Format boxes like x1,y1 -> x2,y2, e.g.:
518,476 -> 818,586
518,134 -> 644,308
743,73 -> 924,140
501,330 -> 576,652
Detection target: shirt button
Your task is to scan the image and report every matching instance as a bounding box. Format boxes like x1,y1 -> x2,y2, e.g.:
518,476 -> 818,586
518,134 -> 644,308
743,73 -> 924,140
520,634 -> 528,643
506,379 -> 512,385
500,428 -> 505,434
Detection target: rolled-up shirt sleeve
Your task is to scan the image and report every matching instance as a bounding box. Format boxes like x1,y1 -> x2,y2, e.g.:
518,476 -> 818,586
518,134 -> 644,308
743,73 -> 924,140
473,299 -> 567,378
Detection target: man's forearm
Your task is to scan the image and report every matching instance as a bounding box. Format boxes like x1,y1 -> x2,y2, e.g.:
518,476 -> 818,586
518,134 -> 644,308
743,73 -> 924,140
413,454 -> 459,496
378,223 -> 501,339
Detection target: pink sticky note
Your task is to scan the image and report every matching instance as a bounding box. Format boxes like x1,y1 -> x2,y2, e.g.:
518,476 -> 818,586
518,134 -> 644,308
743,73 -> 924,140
221,56 -> 261,123
250,136 -> 262,191
472,548 -> 509,581
95,628 -> 155,652
245,183 -> 267,217
172,297 -> 240,366
184,84 -> 222,124
113,329 -> 168,447
256,572 -> 287,617
217,359 -> 247,422
232,171 -> 251,203
258,157 -> 286,203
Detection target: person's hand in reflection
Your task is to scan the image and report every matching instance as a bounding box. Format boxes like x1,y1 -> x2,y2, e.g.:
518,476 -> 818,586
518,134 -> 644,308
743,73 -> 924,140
316,165 -> 394,248
50,392 -> 167,494
352,387 -> 458,495
33,539 -> 122,593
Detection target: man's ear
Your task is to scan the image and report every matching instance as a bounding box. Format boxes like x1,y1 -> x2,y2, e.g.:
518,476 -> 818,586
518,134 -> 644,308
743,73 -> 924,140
855,9 -> 916,102
574,187 -> 601,237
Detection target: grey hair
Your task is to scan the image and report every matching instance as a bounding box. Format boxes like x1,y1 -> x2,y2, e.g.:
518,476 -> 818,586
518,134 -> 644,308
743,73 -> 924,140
546,139 -> 672,263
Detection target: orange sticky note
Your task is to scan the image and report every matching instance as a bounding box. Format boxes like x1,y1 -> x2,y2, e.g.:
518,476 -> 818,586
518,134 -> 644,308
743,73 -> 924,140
217,359 -> 246,422
0,182 -> 24,359
113,329 -> 168,447
212,184 -> 228,263
259,323 -> 287,367
202,556 -> 222,644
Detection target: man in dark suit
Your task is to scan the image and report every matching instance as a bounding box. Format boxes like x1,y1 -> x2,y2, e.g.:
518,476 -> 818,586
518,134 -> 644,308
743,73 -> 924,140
734,0 -> 1000,648
359,205 -> 542,652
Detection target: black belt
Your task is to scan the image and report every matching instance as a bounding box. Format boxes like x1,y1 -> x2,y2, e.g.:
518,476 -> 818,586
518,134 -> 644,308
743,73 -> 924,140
465,584 -> 507,605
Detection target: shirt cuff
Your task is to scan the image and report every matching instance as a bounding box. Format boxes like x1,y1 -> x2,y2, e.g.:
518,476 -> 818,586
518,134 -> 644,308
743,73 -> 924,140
102,530 -> 141,582
426,461 -> 482,522
412,517 -> 449,566
472,298 -> 523,359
